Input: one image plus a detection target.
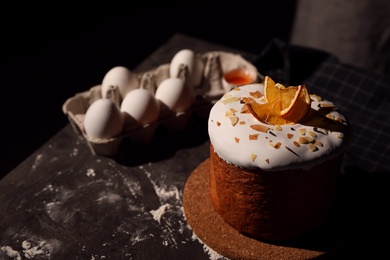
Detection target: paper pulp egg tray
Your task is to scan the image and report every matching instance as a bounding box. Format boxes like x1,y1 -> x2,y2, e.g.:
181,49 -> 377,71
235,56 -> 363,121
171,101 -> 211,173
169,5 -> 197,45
62,51 -> 261,157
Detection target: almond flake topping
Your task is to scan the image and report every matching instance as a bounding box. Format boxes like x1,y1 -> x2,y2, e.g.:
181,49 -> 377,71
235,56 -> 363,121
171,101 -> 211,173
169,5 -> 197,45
221,97 -> 240,104
216,121 -> 221,126
314,127 -> 328,135
249,134 -> 259,140
275,125 -> 282,131
228,116 -> 239,126
315,140 -> 323,147
298,136 -> 314,144
239,121 -> 246,125
249,90 -> 263,98
265,158 -> 270,164
250,124 -> 269,133
308,143 -> 318,152
298,128 -> 307,135
241,97 -> 253,103
308,131 -> 317,138
225,111 -> 234,117
320,103 -> 336,108
311,94 -> 322,102
293,141 -> 300,147
287,133 -> 294,139
225,110 -> 235,117
326,114 -> 335,120
251,154 -> 257,162
268,141 -> 282,149
240,104 -> 250,113
234,137 -> 240,143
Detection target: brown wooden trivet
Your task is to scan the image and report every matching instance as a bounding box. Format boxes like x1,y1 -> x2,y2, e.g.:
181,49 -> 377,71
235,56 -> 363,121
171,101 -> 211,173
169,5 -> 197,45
183,158 -> 353,260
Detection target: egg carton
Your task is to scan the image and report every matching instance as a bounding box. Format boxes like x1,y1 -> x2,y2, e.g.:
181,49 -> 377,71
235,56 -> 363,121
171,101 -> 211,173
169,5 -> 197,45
62,50 -> 261,157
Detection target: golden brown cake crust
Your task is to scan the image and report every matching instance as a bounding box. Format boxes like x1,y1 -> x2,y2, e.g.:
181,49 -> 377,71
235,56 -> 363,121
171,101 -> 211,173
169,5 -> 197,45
209,144 -> 343,242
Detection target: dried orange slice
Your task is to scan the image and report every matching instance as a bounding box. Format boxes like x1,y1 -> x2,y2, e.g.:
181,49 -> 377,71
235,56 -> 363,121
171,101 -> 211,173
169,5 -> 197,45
263,76 -> 277,102
246,99 -> 290,125
263,76 -> 293,104
281,84 -> 311,122
280,84 -> 303,115
245,76 -> 311,125
264,76 -> 302,111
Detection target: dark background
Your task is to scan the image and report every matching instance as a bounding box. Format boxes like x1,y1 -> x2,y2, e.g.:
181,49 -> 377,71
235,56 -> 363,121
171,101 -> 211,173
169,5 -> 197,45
0,2 -> 297,178
2,3 -> 389,258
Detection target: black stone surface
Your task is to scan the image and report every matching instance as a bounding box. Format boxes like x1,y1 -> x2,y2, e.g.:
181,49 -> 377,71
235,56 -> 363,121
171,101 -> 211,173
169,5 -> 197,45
0,34 -> 257,260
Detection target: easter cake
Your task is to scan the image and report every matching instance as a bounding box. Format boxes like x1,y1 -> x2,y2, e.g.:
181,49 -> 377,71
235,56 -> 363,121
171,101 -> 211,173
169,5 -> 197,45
207,76 -> 351,242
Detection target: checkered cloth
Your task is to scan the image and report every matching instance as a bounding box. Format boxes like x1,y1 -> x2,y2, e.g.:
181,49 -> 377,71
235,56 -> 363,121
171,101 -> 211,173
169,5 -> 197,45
253,39 -> 390,173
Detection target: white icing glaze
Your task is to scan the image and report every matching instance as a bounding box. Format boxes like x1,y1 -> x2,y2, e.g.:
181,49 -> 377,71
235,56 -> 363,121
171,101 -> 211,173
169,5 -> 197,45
208,83 -> 351,171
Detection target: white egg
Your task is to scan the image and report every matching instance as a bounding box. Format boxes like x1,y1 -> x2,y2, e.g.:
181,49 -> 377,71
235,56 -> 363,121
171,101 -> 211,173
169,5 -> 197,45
101,66 -> 139,99
120,88 -> 160,125
84,98 -> 124,139
155,78 -> 195,112
169,49 -> 204,88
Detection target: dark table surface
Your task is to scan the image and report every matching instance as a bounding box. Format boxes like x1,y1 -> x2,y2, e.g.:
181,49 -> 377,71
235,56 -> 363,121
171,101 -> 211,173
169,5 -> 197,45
0,34 -> 387,259
0,34 -> 257,260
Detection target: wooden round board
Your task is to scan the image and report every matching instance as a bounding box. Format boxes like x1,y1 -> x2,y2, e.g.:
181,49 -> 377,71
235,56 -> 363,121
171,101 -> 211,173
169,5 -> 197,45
183,158 -> 353,260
